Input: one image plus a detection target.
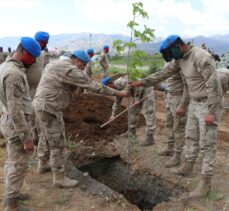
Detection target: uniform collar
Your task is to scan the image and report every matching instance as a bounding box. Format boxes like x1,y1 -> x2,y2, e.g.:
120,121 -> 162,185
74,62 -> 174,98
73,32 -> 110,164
182,43 -> 194,59
6,56 -> 26,71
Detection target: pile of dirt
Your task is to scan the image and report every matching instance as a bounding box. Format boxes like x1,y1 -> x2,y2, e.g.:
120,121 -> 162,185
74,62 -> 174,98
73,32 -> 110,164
63,93 -> 129,146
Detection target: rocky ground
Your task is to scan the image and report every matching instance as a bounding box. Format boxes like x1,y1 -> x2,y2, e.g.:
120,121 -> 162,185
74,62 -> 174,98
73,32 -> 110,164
0,90 -> 228,211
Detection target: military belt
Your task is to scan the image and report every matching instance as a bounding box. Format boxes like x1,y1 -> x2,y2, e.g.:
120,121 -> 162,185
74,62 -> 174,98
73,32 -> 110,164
3,113 -> 32,122
191,97 -> 208,102
168,91 -> 183,96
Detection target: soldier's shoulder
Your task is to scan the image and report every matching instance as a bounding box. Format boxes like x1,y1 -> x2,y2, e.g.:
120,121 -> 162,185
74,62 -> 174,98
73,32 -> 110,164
1,61 -> 23,75
192,46 -> 211,59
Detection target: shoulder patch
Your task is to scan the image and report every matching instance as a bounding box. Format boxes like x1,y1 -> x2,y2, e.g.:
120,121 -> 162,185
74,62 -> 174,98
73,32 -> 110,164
13,80 -> 25,93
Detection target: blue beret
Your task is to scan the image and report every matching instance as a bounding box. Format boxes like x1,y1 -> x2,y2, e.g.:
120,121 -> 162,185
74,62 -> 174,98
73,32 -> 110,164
35,31 -> 49,42
72,50 -> 90,63
101,77 -> 111,85
103,45 -> 109,49
159,35 -> 180,52
87,48 -> 94,54
20,37 -> 41,57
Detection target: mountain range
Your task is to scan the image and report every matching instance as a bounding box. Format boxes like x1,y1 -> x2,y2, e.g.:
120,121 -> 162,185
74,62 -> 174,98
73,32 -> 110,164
0,33 -> 229,55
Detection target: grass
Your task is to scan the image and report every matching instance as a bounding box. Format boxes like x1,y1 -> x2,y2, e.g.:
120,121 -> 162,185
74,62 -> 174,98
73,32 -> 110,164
56,192 -> 69,205
92,53 -> 164,77
206,189 -> 224,201
65,139 -> 78,149
190,177 -> 199,188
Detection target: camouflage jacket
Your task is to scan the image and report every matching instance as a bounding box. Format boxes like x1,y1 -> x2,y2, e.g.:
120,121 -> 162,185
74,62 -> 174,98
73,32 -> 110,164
141,44 -> 222,115
217,68 -> 229,94
0,52 -> 7,64
84,60 -> 93,78
99,52 -> 109,69
112,75 -> 150,116
33,58 -> 119,117
0,58 -> 33,142
26,50 -> 49,88
165,69 -> 189,107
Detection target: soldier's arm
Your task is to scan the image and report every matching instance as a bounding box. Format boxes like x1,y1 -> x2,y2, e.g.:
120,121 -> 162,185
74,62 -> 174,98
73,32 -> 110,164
178,72 -> 189,108
44,52 -> 49,67
99,54 -> 104,67
197,55 -> 222,114
104,55 -> 109,68
60,68 -> 121,96
140,60 -> 179,88
4,75 -> 32,143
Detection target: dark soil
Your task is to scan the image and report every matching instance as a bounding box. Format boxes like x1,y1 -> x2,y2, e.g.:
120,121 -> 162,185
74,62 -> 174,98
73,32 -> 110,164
63,93 -> 139,145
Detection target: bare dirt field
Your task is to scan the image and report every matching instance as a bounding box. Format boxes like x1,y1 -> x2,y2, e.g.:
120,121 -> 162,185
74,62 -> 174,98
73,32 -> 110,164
0,89 -> 228,211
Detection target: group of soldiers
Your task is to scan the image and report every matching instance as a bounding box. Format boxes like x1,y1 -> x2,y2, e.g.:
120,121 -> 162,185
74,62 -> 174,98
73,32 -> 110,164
0,32 -> 126,211
102,35 -> 229,200
0,32 -> 228,210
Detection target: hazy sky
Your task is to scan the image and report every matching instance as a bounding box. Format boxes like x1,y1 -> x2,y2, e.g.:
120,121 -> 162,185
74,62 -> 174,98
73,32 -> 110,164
0,0 -> 228,38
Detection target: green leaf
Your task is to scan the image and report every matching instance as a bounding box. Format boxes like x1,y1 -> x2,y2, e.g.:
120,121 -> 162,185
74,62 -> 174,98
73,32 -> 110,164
127,21 -> 139,29
124,42 -> 137,49
113,39 -> 124,53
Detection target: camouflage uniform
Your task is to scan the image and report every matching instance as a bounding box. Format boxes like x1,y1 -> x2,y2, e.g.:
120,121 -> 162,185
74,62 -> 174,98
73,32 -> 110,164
112,75 -> 156,137
217,53 -> 229,69
26,50 -> 49,146
26,50 -> 49,99
140,44 -> 223,176
217,68 -> 229,108
85,59 -> 93,78
217,68 -> 229,94
164,71 -> 188,155
33,58 -> 120,173
0,51 -> 7,64
99,51 -> 109,77
0,58 -> 33,199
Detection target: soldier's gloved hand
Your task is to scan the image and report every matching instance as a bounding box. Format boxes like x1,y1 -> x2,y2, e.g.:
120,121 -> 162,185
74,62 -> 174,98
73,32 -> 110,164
116,90 -> 129,98
24,140 -> 34,152
109,115 -> 115,122
176,106 -> 185,116
205,114 -> 215,125
128,81 -> 143,87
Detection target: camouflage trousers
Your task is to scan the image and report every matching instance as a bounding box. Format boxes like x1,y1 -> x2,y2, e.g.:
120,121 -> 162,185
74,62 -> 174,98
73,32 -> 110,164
1,114 -> 30,199
35,110 -> 65,173
130,87 -> 156,135
101,68 -> 108,78
185,100 -> 222,176
165,92 -> 187,153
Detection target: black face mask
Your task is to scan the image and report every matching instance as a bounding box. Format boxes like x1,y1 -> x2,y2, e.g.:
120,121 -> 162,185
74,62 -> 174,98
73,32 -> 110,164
170,46 -> 184,60
161,46 -> 184,62
41,44 -> 47,51
23,62 -> 33,68
161,49 -> 173,62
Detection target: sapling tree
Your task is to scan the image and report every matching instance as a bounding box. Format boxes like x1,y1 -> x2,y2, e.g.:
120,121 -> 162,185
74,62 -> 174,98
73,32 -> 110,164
112,2 -> 155,194
112,2 -> 155,80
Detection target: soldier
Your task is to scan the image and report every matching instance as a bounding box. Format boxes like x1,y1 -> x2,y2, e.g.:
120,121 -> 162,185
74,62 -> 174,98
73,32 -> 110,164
26,31 -> 50,147
99,45 -> 109,77
129,35 -> 223,198
0,47 -> 7,64
217,68 -> 229,95
102,75 -> 156,146
0,37 -> 41,211
26,31 -> 50,99
33,50 -> 127,188
158,70 -> 189,168
85,48 -> 94,78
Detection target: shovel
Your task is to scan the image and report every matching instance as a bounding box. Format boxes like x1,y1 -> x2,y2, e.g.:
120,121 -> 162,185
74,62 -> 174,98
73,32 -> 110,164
100,96 -> 148,128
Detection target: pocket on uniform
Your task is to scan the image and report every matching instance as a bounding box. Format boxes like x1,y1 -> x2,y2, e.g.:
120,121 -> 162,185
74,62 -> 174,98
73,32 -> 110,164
47,133 -> 65,149
1,115 -> 17,139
